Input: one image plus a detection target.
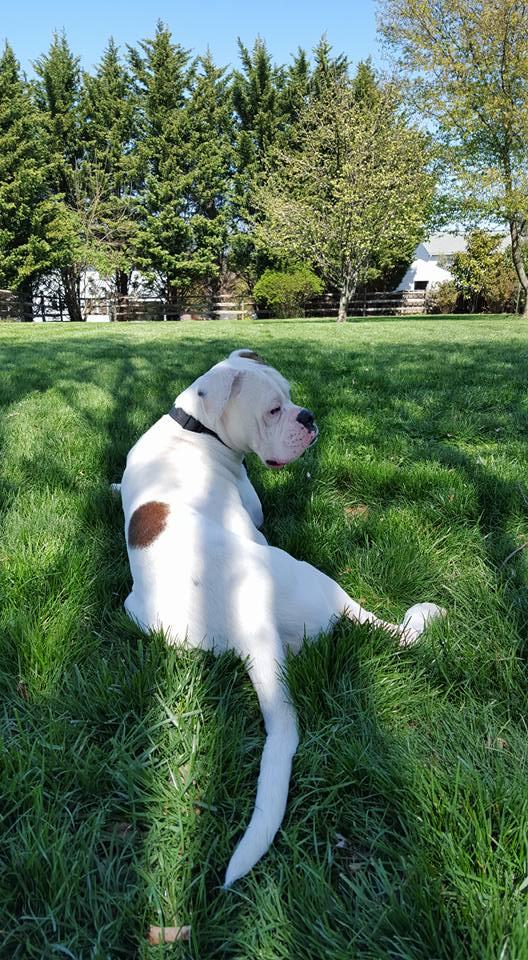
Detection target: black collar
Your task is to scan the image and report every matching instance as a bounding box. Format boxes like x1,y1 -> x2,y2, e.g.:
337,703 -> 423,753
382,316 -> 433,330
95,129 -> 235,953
168,406 -> 228,448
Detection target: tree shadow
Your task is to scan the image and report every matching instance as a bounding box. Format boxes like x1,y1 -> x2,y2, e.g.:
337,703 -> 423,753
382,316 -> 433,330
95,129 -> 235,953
1,323 -> 526,956
0,328 -> 324,954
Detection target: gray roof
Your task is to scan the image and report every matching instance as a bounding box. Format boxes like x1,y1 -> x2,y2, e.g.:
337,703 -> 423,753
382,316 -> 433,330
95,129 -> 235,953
423,232 -> 510,256
422,234 -> 468,256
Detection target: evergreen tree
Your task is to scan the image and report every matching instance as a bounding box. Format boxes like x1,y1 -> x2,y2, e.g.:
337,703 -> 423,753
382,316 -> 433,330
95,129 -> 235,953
311,35 -> 349,98
351,58 -> 379,105
0,45 -> 46,301
232,37 -> 285,174
128,22 -> 192,306
175,51 -> 234,297
34,32 -> 86,321
281,48 -> 311,125
231,38 -> 287,280
81,39 -> 140,296
0,43 -> 69,318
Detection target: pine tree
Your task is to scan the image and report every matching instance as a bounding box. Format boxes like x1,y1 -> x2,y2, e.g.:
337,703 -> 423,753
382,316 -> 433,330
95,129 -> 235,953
128,22 -> 192,306
232,38 -> 285,175
34,32 -> 85,321
311,35 -> 349,98
231,38 -> 287,280
175,51 -> 234,297
81,38 -> 139,296
281,48 -> 311,125
0,43 -> 68,318
351,58 -> 380,105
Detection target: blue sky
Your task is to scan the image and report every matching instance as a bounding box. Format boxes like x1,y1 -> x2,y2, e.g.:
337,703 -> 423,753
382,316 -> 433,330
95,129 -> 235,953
3,0 -> 381,76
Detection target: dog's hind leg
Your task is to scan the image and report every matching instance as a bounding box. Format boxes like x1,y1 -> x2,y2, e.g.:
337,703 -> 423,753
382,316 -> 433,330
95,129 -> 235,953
340,590 -> 445,645
301,565 -> 445,646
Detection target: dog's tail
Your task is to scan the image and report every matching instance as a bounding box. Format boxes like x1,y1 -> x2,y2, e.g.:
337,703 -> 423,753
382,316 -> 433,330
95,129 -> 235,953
223,661 -> 299,888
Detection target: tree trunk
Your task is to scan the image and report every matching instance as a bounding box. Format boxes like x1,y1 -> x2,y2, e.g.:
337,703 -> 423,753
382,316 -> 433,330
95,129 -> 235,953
509,219 -> 528,316
337,267 -> 357,322
115,268 -> 129,297
337,289 -> 349,322
165,281 -> 181,321
61,267 -> 83,322
16,279 -> 33,322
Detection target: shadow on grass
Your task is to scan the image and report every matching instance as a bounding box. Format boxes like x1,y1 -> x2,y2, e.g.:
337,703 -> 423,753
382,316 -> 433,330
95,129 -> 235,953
0,323 -> 526,956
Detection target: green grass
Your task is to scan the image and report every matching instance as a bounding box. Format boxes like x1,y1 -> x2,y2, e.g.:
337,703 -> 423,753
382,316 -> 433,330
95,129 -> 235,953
0,315 -> 527,959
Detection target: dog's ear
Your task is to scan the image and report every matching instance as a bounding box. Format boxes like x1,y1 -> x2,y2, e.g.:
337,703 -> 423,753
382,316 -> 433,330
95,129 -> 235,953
230,348 -> 268,366
195,366 -> 242,422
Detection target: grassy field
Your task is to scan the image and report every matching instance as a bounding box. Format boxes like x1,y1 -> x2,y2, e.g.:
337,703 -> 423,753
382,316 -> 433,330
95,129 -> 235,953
0,315 -> 527,959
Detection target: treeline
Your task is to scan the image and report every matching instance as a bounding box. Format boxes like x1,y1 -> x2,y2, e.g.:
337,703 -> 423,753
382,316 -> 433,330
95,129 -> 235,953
0,24 -> 431,321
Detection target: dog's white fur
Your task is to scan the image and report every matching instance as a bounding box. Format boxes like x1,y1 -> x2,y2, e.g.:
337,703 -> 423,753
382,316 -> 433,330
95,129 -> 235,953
117,349 -> 443,887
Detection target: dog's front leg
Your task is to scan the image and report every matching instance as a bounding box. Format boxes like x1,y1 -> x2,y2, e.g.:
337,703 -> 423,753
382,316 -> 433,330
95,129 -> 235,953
238,466 -> 264,530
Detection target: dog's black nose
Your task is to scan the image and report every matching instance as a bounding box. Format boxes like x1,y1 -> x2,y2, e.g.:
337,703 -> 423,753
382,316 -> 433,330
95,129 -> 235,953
296,408 -> 315,431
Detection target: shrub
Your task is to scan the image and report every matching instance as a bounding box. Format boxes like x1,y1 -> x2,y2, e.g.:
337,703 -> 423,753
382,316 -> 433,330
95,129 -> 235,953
426,280 -> 459,314
253,267 -> 324,317
450,231 -> 518,312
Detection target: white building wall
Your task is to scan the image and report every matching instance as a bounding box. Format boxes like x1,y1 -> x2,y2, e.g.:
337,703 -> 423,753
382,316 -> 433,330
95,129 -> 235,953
396,243 -> 454,291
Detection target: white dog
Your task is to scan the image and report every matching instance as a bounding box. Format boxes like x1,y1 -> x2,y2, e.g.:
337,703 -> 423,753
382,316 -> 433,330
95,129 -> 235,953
116,349 -> 443,887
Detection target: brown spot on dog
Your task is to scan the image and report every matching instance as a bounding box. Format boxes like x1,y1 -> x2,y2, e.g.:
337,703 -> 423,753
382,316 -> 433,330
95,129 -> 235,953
239,350 -> 268,365
128,501 -> 170,549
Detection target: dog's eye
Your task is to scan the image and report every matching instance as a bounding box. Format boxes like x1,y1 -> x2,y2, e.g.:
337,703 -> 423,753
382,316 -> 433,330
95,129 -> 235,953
270,407 -> 281,415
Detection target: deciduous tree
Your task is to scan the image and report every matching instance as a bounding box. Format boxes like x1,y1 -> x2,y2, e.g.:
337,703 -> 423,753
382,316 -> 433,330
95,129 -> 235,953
255,74 -> 434,321
378,0 -> 528,314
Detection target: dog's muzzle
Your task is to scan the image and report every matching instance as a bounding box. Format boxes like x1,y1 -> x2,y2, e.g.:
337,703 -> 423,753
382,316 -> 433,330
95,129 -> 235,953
297,408 -> 318,446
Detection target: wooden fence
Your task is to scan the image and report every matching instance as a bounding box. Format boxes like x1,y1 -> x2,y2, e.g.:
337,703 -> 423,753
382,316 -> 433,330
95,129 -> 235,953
1,288 -> 427,322
0,290 -> 20,321
256,289 -> 427,319
112,296 -> 254,322
315,289 -> 427,317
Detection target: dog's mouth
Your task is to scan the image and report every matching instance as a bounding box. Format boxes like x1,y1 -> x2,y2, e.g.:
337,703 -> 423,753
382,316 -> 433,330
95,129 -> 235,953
266,427 -> 318,469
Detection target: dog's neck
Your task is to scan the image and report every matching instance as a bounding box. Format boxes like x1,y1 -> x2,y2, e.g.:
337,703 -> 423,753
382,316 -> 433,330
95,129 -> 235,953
169,406 -> 228,447
167,405 -> 246,470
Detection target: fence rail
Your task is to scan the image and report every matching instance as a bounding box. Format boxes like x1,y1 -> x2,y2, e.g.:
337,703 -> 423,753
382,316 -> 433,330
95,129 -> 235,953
0,290 -> 20,321
0,288 -> 427,322
256,289 -> 427,319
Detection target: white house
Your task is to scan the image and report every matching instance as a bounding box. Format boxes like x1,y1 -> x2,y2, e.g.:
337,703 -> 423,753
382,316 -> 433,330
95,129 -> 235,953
396,232 -> 511,292
396,233 -> 468,291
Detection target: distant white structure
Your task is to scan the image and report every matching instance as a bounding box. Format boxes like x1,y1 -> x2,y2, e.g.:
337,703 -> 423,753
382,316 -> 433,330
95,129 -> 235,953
396,232 -> 510,292
396,234 -> 468,291
33,268 -> 154,322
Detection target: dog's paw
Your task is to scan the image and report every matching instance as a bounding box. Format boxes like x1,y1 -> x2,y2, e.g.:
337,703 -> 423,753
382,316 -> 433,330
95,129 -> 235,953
399,602 -> 446,647
110,482 -> 122,497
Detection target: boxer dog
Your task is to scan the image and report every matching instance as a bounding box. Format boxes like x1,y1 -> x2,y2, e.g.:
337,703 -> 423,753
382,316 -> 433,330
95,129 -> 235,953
116,349 -> 443,887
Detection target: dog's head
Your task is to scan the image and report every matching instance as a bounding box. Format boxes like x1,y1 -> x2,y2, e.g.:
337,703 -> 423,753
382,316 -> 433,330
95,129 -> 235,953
175,348 -> 318,468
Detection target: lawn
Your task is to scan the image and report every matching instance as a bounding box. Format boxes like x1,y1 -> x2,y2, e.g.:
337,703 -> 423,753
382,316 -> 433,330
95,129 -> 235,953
0,315 -> 527,959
